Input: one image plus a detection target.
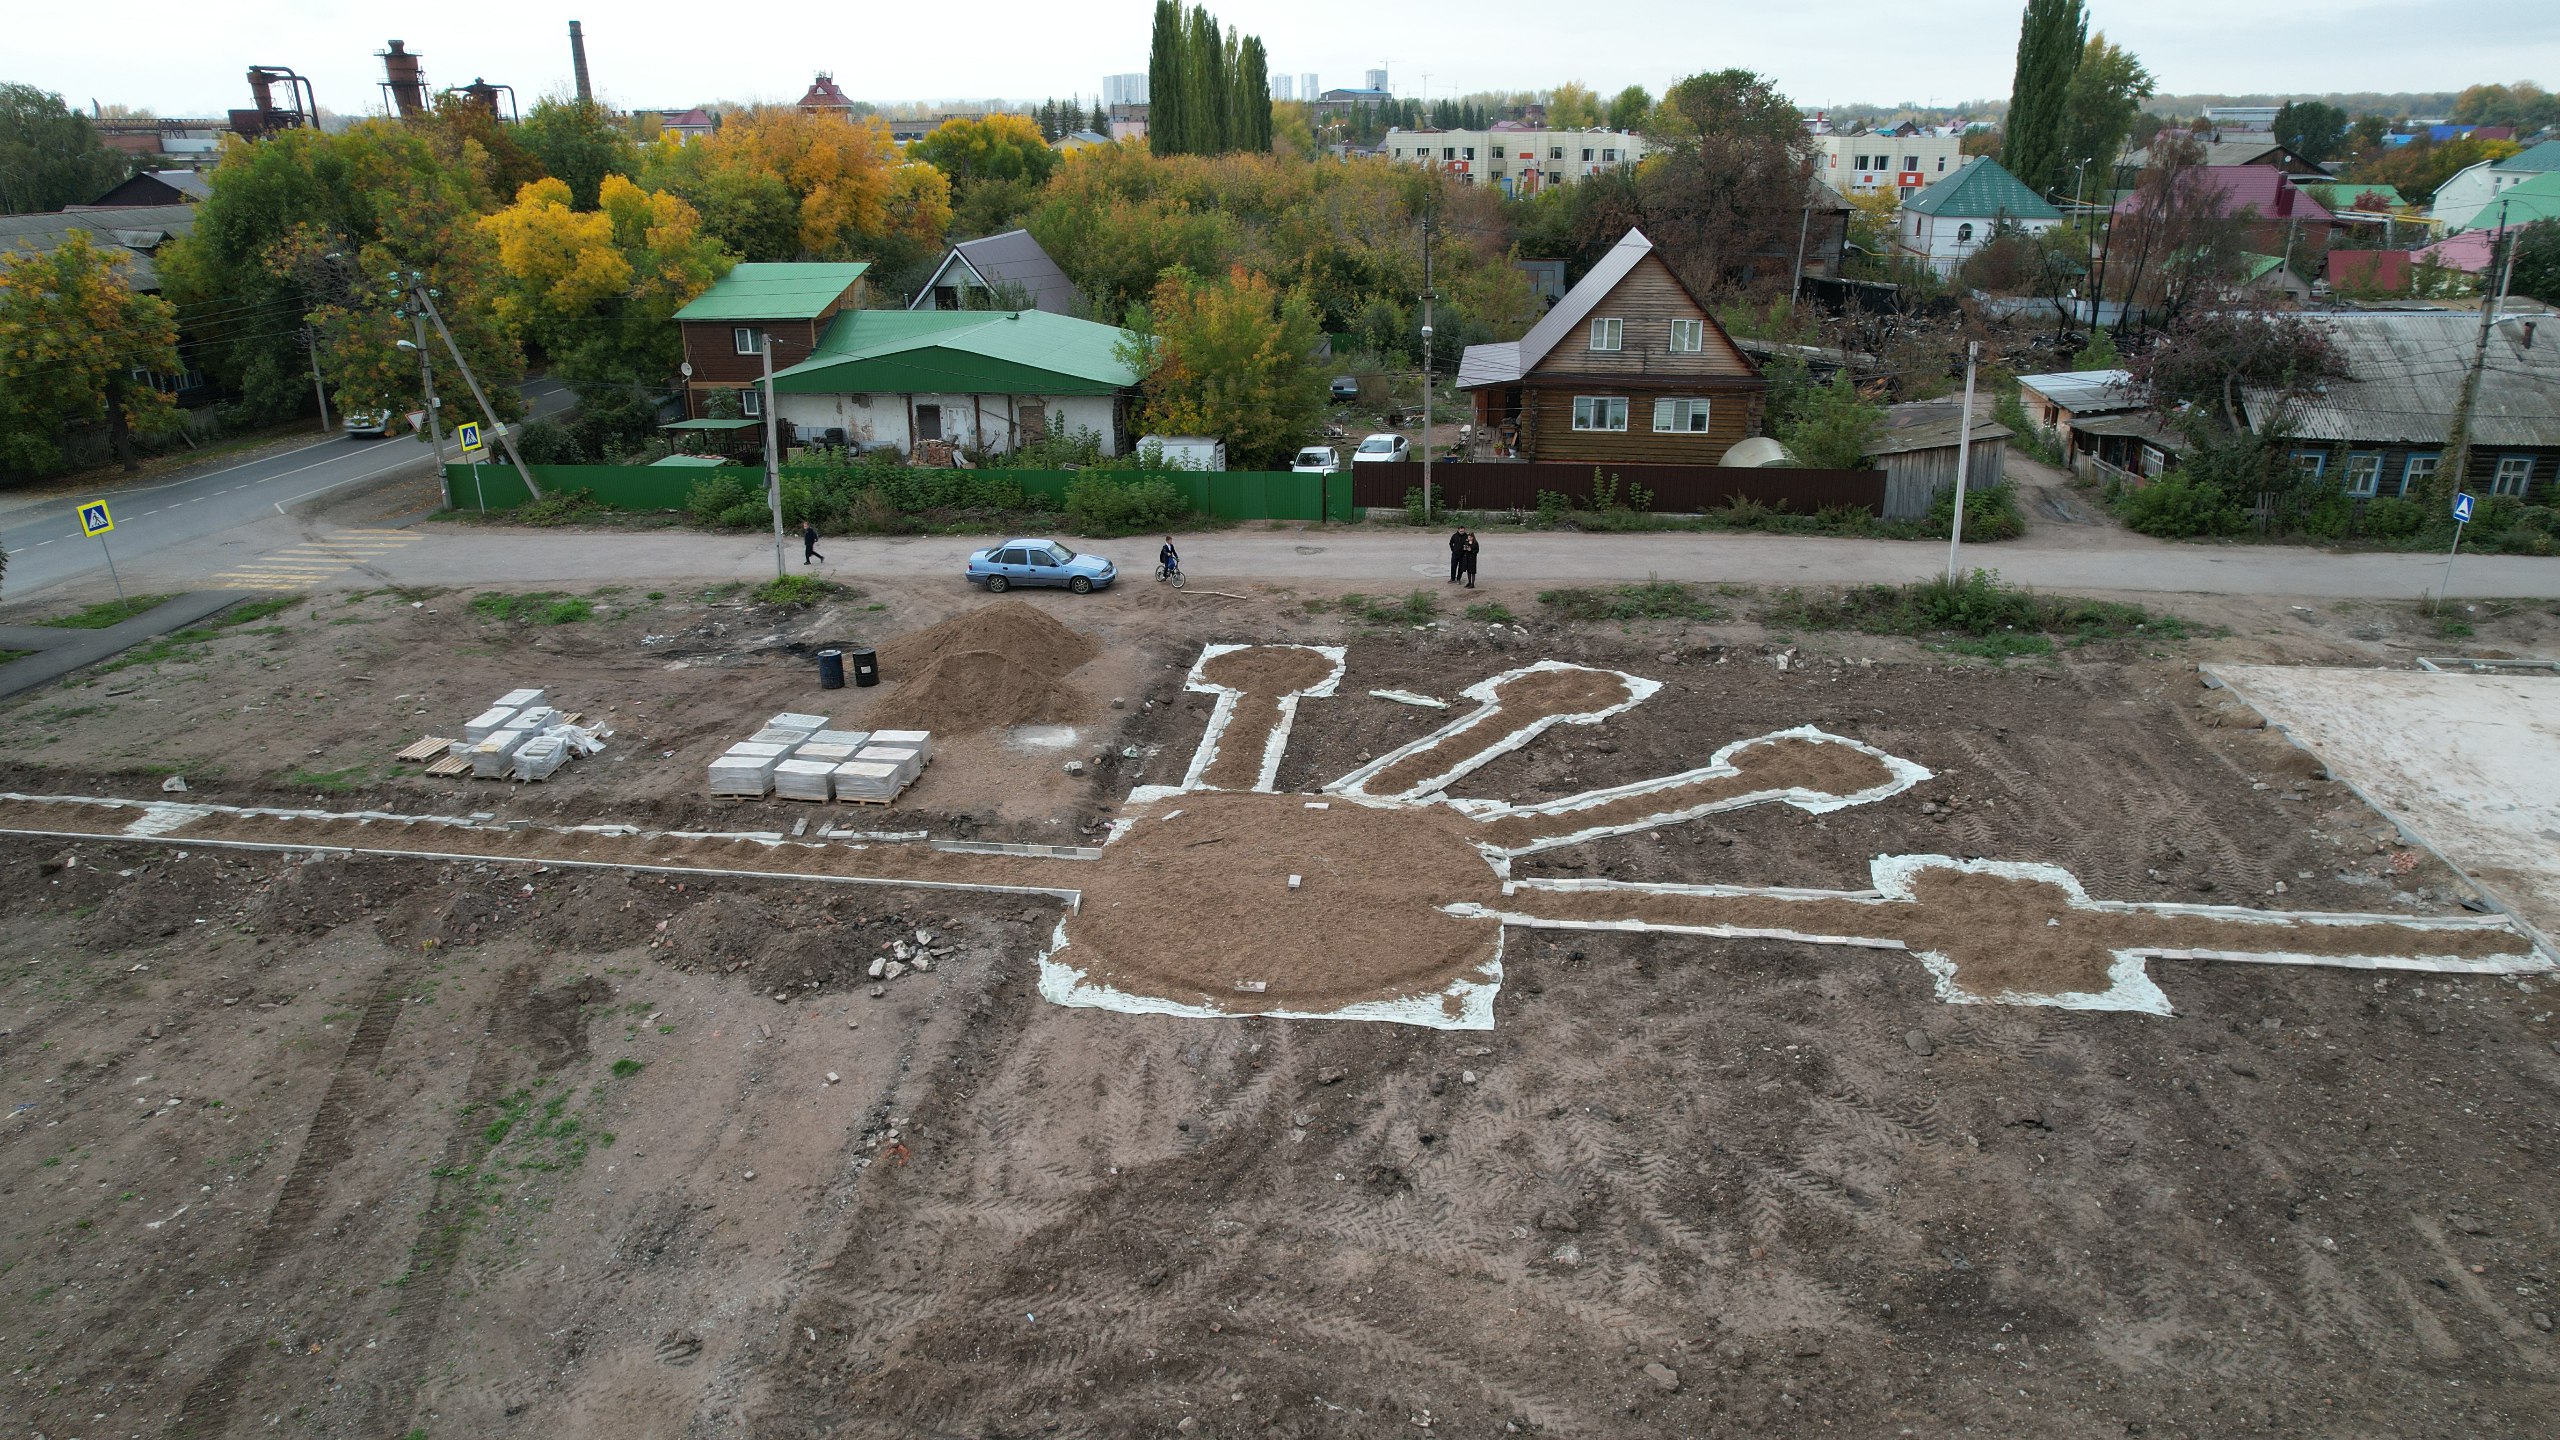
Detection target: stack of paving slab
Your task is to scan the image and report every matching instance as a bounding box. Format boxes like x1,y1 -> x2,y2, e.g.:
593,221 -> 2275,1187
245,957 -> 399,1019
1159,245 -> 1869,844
447,689 -> 606,782
705,713 -> 934,803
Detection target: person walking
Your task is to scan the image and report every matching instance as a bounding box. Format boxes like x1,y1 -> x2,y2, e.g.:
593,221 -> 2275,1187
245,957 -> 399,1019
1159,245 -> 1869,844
1447,527 -> 1468,583
802,521 -> 824,565
1460,531 -> 1481,588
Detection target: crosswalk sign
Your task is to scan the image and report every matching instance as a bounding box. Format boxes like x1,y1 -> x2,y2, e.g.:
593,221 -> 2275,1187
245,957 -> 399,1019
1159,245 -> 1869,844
457,421 -> 484,455
77,500 -> 114,537
2452,491 -> 2476,524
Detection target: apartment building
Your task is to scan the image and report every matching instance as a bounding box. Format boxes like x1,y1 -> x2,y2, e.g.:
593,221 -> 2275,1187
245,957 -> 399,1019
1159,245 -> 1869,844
1810,131 -> 1968,195
1381,125 -> 1650,196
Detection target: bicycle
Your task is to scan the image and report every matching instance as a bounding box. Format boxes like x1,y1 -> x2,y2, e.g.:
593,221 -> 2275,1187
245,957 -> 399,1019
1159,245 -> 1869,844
1155,559 -> 1186,589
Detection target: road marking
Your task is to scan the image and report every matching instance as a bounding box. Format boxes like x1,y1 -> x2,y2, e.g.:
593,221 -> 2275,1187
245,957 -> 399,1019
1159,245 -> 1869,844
210,528 -> 419,590
273,449 -> 440,514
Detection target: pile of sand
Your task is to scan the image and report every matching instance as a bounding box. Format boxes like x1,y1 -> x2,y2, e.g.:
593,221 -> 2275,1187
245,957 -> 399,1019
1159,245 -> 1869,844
867,601 -> 1101,734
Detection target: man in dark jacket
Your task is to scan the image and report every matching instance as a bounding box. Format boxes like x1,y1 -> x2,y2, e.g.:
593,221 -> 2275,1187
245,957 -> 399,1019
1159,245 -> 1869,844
1460,531 -> 1480,588
1448,527 -> 1468,583
802,521 -> 824,565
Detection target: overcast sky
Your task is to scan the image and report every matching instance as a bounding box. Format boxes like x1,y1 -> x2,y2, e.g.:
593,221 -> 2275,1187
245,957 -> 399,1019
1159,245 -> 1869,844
18,0 -> 2554,119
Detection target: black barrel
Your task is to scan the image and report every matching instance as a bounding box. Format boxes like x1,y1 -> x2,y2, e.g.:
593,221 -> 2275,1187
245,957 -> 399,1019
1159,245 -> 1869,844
817,648 -> 846,689
850,646 -> 880,687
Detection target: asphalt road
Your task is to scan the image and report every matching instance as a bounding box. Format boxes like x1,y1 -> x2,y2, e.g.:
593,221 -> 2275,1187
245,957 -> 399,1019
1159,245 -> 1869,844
0,380 -> 569,600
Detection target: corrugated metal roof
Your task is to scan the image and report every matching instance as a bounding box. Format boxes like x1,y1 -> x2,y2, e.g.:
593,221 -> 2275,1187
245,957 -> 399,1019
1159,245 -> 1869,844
2249,311 -> 2560,447
674,262 -> 870,321
0,202 -> 194,290
2111,165 -> 2331,222
1870,400 -> 2011,454
2451,170 -> 2560,233
913,229 -> 1082,315
1455,228 -> 1656,387
772,308 -> 1141,396
2494,139 -> 2560,172
1901,158 -> 2061,220
2016,369 -> 2140,415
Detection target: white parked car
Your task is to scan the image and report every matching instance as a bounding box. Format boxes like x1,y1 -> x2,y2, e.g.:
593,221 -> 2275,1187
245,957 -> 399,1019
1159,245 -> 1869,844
1350,433 -> 1410,464
1290,445 -> 1339,474
342,409 -> 392,438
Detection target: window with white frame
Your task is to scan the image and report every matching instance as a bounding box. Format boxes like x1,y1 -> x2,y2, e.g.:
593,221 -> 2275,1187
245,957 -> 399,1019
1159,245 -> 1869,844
1463,146 -> 1475,160
1589,317 -> 1623,351
739,387 -> 761,417
1903,154 -> 1919,170
1957,222 -> 1974,244
2343,452 -> 2383,496
2494,454 -> 2535,496
2401,452 -> 2438,495
732,326 -> 760,354
1668,318 -> 1704,353
2291,450 -> 2326,477
1571,396 -> 1628,431
1936,155 -> 1948,171
1581,147 -> 1593,162
1550,146 -> 1563,159
1602,148 -> 1617,162
1652,397 -> 1712,433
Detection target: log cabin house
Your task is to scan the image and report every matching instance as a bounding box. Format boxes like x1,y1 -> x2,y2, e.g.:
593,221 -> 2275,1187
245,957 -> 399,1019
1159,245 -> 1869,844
673,263 -> 871,421
1456,228 -> 1767,465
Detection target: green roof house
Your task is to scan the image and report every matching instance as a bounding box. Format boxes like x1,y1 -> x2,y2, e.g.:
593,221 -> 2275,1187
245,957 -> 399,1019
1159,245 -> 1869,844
2444,167 -> 2560,235
768,309 -> 1146,459
1895,157 -> 2063,276
2432,140 -> 2560,231
673,262 -> 871,421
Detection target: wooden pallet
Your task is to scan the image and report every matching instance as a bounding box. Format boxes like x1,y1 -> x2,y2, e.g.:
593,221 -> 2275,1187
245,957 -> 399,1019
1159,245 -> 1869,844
423,755 -> 473,777
397,736 -> 458,762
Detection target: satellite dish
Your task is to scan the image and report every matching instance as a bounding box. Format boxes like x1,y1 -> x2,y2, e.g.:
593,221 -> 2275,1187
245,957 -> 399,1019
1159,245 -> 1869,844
680,361 -> 694,378
1721,436 -> 1790,469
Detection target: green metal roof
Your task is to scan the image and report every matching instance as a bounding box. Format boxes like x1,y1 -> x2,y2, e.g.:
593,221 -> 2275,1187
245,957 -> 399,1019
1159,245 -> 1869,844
661,417 -> 762,430
2237,252 -> 2288,282
2496,140 -> 2560,173
1901,157 -> 2062,222
2453,170 -> 2560,232
772,309 -> 1144,397
673,262 -> 870,322
2304,182 -> 2407,211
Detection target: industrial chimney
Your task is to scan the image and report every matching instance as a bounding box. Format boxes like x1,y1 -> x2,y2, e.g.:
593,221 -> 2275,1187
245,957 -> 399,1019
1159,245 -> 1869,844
380,39 -> 427,119
569,20 -> 593,106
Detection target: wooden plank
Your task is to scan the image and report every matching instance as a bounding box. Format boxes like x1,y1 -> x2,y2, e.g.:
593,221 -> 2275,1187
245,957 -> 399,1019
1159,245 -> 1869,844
423,755 -> 473,777
397,736 -> 457,762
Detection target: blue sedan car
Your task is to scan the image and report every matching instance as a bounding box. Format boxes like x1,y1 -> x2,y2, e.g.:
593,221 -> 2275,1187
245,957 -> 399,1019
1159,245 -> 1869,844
965,538 -> 1117,594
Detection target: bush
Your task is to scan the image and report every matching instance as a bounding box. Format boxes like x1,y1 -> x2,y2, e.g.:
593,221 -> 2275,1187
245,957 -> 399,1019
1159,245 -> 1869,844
2116,473 -> 2249,537
1538,581 -> 1725,622
1065,475 -> 1187,534
514,486 -> 602,527
514,417 -> 584,465
753,575 -> 850,607
1929,482 -> 2025,541
686,474 -> 759,526
2359,495 -> 2427,541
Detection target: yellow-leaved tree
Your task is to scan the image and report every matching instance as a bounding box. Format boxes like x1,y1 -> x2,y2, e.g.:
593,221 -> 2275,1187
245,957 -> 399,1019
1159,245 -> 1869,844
1122,265 -> 1325,469
0,231 -> 182,475
643,109 -> 951,271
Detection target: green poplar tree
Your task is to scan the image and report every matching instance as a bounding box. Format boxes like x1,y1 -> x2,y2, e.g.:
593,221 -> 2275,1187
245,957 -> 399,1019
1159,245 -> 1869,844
2003,0 -> 2088,198
1147,0 -> 1184,157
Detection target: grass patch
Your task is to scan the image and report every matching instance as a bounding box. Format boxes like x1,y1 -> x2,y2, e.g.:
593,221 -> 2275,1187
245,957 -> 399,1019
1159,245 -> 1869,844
753,574 -> 854,608
1538,580 -> 1724,623
36,594 -> 175,629
1756,569 -> 2187,660
214,595 -> 304,626
468,591 -> 593,625
1463,601 -> 1517,624
1335,590 -> 1439,625
0,649 -> 29,666
283,766 -> 372,793
610,1058 -> 645,1079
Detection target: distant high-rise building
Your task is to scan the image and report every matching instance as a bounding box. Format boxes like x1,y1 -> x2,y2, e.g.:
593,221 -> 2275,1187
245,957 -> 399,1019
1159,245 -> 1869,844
1272,74 -> 1294,102
1301,73 -> 1318,103
1104,73 -> 1148,108
1365,68 -> 1388,94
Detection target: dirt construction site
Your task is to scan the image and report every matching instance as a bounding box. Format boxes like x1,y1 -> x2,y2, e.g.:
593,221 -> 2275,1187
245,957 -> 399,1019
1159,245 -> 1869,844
4,573 -> 2560,1439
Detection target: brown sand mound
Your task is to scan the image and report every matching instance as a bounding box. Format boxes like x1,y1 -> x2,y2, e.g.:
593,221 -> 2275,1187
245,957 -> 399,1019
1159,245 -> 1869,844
869,601 -> 1101,733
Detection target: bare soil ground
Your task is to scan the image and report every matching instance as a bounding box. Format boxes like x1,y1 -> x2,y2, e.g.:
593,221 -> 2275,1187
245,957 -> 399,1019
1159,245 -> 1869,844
3,577 -> 2558,1439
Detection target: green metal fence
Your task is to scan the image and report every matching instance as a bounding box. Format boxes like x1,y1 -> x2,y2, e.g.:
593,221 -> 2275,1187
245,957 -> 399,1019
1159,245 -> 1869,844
445,464 -> 1356,522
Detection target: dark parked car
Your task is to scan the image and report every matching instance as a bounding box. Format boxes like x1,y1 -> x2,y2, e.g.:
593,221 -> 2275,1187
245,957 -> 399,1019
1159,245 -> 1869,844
1329,376 -> 1360,401
965,538 -> 1117,594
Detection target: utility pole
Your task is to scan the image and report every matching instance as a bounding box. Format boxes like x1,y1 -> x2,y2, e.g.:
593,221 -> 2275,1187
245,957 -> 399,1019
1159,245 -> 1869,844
407,307 -> 449,507
762,333 -> 786,578
1790,202 -> 1812,306
2439,197 -> 2514,507
1945,341 -> 1979,584
1420,211 -> 1436,524
404,273 -> 543,501
303,325 -> 332,433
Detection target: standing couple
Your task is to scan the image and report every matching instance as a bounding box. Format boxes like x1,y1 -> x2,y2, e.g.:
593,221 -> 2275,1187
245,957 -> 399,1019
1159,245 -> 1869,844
1446,527 -> 1480,588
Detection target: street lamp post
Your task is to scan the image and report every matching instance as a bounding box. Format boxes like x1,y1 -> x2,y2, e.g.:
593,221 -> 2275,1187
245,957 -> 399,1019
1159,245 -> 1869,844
395,328 -> 450,508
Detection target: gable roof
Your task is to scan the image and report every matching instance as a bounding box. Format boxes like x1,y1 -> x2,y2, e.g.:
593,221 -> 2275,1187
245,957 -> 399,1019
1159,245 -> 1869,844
2303,182 -> 2407,212
1459,228 -> 1731,388
2497,140 -> 2560,173
85,170 -> 210,206
2451,169 -> 2560,232
674,262 -> 869,322
2253,311 -> 2560,448
1901,158 -> 2061,221
771,308 -> 1140,396
2109,165 -> 2332,223
0,202 -> 195,290
911,229 -> 1082,315
2016,369 -> 2139,415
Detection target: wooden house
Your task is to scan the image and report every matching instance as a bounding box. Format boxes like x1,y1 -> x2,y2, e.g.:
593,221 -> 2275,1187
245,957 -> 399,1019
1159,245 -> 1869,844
671,263 -> 870,421
1454,228 -> 1766,465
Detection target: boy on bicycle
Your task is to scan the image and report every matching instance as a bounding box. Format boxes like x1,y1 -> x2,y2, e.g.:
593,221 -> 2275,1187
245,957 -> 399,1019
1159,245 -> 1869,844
1158,536 -> 1179,577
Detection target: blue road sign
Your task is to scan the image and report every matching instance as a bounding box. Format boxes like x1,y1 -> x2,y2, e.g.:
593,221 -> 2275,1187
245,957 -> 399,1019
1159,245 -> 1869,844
77,501 -> 113,537
457,420 -> 485,454
2453,492 -> 2476,524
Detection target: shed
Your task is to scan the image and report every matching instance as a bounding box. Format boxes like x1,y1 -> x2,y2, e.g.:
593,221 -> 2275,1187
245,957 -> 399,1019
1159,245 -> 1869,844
1871,400 -> 2009,519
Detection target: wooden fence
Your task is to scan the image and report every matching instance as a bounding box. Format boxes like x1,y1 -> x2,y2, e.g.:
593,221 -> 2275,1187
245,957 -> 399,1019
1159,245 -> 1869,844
1347,460 -> 1887,515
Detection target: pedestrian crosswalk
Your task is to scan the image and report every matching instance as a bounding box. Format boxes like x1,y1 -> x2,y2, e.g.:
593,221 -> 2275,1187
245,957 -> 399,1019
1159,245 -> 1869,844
209,529 -> 418,590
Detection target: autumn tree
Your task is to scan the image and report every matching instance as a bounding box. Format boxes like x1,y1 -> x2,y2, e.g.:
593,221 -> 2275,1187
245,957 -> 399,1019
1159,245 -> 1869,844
0,84 -> 134,215
2099,132 -> 2249,330
1546,83 -> 1601,130
1637,69 -> 1818,291
518,97 -> 640,209
641,108 -> 951,270
2003,0 -> 2088,197
481,174 -> 732,385
2057,34 -> 2153,198
0,231 -> 179,475
1121,265 -> 1324,468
